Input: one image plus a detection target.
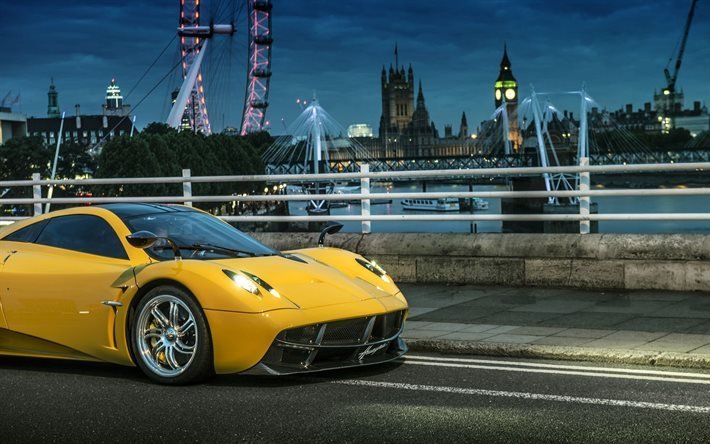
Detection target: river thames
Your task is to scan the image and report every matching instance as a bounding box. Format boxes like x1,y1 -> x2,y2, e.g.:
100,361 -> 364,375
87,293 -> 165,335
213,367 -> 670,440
287,182 -> 710,234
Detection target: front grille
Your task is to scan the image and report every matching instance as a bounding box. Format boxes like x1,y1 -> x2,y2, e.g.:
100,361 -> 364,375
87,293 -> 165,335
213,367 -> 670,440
256,310 -> 408,374
371,311 -> 405,341
277,310 -> 405,347
280,324 -> 320,344
321,318 -> 370,345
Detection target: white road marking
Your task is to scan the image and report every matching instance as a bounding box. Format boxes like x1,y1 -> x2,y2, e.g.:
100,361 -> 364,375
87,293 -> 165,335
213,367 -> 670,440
334,379 -> 710,414
406,355 -> 710,379
402,359 -> 710,385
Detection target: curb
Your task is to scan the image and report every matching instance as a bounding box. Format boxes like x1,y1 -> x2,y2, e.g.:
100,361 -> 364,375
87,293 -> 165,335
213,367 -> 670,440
406,339 -> 710,369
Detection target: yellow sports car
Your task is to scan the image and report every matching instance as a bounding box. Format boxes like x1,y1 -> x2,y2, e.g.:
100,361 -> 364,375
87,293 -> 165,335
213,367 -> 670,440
0,204 -> 408,384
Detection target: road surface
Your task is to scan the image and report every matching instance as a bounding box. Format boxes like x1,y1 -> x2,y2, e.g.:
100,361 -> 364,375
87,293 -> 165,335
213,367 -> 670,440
1,353 -> 709,442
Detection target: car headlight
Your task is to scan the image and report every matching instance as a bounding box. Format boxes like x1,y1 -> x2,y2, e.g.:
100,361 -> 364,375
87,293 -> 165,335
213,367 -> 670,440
223,270 -> 260,295
223,269 -> 282,298
356,258 -> 391,283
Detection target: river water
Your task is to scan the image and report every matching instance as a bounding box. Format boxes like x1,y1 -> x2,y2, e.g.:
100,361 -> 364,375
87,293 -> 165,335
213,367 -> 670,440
287,182 -> 710,234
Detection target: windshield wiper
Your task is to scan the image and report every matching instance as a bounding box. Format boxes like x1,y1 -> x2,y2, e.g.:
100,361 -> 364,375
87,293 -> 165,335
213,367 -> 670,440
190,243 -> 257,257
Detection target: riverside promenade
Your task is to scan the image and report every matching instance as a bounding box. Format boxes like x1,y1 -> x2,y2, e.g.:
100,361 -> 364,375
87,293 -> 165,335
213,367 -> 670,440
401,283 -> 710,368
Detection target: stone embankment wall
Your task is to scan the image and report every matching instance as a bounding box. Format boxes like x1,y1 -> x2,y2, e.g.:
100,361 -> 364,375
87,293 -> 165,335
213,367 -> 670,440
251,233 -> 710,292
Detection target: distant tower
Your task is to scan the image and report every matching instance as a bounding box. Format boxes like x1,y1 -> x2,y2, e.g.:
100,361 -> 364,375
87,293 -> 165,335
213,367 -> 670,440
654,88 -> 685,120
103,79 -> 131,116
494,45 -> 521,150
47,78 -> 60,118
105,79 -> 123,110
407,81 -> 437,146
459,112 -> 469,139
379,45 -> 414,138
411,81 -> 432,131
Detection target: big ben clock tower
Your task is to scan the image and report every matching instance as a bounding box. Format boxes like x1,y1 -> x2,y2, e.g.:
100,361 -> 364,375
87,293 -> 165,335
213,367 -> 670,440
494,45 -> 521,151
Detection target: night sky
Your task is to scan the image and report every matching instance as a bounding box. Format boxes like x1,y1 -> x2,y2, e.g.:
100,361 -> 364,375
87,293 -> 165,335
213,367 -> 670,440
3,0 -> 709,135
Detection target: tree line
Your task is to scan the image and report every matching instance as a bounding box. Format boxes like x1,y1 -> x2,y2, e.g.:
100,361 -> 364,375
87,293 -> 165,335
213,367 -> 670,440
0,123 -> 272,215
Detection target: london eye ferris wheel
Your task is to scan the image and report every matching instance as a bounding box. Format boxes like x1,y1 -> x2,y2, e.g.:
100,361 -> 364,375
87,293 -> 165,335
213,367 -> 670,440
167,0 -> 273,135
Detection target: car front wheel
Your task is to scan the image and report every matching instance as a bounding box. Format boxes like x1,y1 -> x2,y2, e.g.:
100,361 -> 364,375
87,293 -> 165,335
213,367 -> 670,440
132,285 -> 214,384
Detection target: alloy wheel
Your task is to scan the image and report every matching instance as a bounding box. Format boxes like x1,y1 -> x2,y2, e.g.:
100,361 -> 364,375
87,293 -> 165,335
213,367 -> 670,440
135,294 -> 198,378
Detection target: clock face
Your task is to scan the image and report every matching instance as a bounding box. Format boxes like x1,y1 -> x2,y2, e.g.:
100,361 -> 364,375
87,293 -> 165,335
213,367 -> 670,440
495,89 -> 502,101
505,88 -> 516,101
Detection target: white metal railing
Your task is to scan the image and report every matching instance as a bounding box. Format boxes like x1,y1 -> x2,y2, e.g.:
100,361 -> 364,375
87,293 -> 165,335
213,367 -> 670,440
0,160 -> 708,234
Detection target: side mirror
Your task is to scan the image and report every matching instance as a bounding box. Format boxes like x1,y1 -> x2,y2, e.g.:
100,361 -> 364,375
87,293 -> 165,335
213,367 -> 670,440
126,231 -> 159,249
318,221 -> 343,247
126,231 -> 182,260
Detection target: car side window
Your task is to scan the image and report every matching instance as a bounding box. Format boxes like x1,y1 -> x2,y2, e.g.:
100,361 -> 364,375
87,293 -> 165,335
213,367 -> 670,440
35,215 -> 128,260
2,220 -> 49,243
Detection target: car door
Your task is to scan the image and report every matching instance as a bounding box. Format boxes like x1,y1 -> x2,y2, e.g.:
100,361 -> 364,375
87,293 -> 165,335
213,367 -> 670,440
0,219 -> 49,331
1,214 -> 134,362
0,248 -> 8,329
0,283 -> 6,329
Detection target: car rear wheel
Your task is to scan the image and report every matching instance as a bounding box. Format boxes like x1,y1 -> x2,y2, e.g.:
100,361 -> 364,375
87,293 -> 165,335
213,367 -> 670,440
132,285 -> 214,385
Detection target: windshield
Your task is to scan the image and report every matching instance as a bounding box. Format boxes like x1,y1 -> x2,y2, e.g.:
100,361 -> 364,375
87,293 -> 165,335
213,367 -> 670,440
122,210 -> 278,261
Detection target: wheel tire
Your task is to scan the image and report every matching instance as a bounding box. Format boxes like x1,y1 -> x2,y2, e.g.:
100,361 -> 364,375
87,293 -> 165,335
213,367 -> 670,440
131,285 -> 214,385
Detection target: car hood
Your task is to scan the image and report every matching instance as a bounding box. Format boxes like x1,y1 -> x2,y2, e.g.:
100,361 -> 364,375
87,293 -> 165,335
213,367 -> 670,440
215,255 -> 392,310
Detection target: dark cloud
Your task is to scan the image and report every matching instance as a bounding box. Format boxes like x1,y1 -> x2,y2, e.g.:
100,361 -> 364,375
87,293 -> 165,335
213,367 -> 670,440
2,0 -> 708,134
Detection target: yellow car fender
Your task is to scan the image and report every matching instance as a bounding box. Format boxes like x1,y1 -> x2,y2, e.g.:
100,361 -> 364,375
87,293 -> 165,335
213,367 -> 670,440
131,259 -> 297,313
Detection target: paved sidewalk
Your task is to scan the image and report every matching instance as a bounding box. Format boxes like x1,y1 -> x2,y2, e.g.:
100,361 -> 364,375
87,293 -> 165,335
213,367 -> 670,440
400,283 -> 710,368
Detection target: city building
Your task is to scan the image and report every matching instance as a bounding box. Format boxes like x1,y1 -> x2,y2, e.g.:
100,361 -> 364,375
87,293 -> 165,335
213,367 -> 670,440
378,53 -> 414,137
477,46 -> 523,154
0,107 -> 27,145
359,47 -> 471,159
47,78 -> 60,118
102,79 -> 131,116
27,80 -> 135,149
377,56 -> 444,147
602,100 -> 708,136
605,103 -> 663,133
493,45 -> 522,151
347,124 -> 373,138
672,101 -> 709,137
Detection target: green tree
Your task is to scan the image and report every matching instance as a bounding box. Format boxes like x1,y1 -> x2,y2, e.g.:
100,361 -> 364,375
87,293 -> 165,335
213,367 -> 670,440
93,124 -> 272,212
55,141 -> 97,179
142,122 -> 178,136
94,135 -> 169,197
0,136 -> 50,181
0,136 -> 50,214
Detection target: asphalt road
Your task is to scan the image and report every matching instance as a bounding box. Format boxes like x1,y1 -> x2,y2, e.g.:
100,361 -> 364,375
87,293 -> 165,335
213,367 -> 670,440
1,354 -> 710,443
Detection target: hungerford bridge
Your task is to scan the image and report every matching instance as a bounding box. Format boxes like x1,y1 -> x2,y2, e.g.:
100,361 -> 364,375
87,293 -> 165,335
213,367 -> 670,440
323,150 -> 710,174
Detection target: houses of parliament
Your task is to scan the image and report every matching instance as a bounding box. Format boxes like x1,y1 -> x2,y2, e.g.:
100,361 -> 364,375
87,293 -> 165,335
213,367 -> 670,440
351,45 -> 519,160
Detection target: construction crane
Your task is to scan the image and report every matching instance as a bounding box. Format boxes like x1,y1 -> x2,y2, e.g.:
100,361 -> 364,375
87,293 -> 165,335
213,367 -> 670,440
663,0 -> 699,95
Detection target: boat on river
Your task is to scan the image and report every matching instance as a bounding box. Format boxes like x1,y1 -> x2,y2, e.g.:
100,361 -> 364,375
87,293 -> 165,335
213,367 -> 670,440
471,197 -> 489,210
401,198 -> 460,212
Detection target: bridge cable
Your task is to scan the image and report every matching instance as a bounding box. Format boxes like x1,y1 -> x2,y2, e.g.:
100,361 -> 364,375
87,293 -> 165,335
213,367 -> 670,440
124,34 -> 177,101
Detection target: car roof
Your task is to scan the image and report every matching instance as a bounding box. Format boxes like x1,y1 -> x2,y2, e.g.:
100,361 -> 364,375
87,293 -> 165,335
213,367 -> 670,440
1,204 -> 199,238
97,203 -> 197,219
